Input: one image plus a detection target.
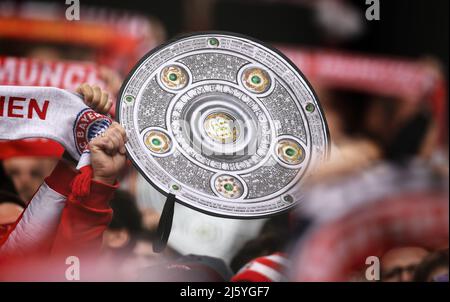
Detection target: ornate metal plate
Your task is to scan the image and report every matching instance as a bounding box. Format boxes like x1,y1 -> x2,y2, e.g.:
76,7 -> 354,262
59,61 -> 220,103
117,32 -> 329,218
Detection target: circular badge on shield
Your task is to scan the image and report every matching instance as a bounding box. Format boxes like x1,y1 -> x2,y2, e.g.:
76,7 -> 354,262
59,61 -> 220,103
117,32 -> 329,218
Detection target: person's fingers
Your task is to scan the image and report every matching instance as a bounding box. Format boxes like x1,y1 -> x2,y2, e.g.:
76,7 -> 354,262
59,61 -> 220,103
102,126 -> 124,152
95,91 -> 108,114
108,121 -> 128,143
105,123 -> 126,153
119,145 -> 127,155
110,121 -> 119,128
103,100 -> 113,115
103,137 -> 116,155
91,86 -> 102,108
98,92 -> 111,114
89,122 -> 128,156
111,133 -> 126,155
91,131 -> 118,154
110,128 -> 126,155
79,83 -> 93,103
109,126 -> 125,146
90,137 -> 112,155
107,130 -> 122,153
111,122 -> 127,142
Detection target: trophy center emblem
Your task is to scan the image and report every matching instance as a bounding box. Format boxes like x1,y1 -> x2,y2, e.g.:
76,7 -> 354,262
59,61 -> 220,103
203,112 -> 239,144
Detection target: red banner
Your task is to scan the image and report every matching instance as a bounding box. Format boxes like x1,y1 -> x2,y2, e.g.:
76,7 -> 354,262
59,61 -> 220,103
0,56 -> 106,91
279,47 -> 448,139
0,1 -> 162,74
279,47 -> 443,102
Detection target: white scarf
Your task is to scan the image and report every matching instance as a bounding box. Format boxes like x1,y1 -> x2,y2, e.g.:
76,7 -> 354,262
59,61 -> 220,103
0,85 -> 112,167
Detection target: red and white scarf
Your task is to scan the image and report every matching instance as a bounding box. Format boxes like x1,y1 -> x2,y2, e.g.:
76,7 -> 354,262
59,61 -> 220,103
0,85 -> 111,168
0,85 -> 111,257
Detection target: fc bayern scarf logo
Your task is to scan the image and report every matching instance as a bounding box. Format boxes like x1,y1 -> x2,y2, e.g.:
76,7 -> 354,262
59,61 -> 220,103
74,108 -> 112,154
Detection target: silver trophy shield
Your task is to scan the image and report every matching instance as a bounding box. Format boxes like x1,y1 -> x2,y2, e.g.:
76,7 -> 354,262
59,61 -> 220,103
117,32 -> 329,218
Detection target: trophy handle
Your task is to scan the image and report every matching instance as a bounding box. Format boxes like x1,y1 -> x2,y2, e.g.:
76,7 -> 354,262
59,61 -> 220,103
153,193 -> 176,253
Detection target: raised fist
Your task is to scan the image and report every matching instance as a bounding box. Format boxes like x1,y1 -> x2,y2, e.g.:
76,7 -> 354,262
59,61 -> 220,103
89,122 -> 127,185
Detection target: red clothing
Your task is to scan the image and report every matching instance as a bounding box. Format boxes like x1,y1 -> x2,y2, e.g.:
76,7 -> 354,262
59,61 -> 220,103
51,177 -> 117,256
0,160 -> 117,264
231,253 -> 290,282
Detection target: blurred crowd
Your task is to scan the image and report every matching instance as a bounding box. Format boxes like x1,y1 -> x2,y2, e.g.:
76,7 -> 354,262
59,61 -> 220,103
0,0 -> 448,282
